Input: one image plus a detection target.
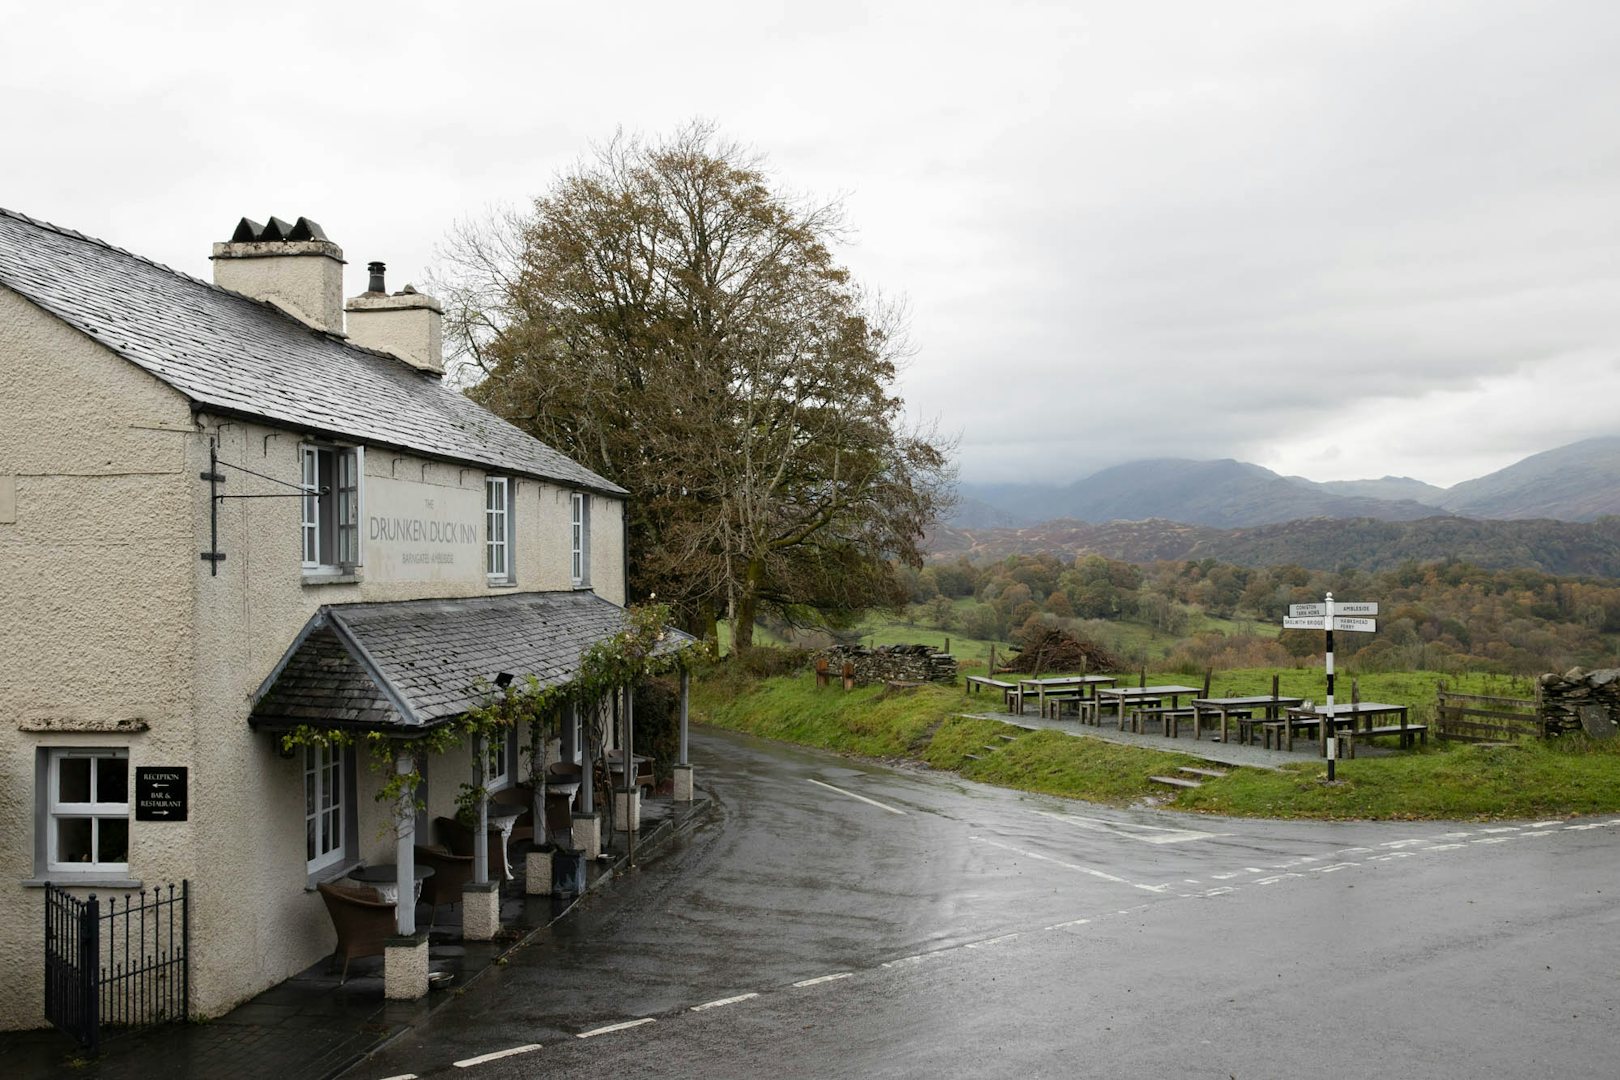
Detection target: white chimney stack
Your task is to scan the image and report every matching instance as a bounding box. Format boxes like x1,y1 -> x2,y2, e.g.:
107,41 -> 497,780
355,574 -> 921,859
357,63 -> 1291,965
211,216 -> 346,335
343,261 -> 444,376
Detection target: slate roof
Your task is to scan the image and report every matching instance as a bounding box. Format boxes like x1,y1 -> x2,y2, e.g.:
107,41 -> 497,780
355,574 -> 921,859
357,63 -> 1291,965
0,207 -> 626,496
251,591 -> 696,733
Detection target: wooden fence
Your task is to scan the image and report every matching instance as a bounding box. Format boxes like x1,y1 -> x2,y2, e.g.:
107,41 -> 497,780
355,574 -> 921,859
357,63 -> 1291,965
1434,685 -> 1544,742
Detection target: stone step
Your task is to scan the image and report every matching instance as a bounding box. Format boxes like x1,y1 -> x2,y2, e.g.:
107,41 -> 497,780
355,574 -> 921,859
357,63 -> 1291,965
1149,775 -> 1202,789
964,753 -> 983,761
982,745 -> 1002,753
1176,766 -> 1229,779
997,733 -> 1018,742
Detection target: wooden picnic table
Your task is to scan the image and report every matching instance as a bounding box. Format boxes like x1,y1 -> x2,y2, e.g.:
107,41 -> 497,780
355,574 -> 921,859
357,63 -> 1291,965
1191,695 -> 1304,744
1096,685 -> 1201,727
1018,675 -> 1117,717
1278,702 -> 1419,755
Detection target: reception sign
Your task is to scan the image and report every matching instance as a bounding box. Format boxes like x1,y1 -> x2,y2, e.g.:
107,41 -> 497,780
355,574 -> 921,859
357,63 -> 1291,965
135,767 -> 188,821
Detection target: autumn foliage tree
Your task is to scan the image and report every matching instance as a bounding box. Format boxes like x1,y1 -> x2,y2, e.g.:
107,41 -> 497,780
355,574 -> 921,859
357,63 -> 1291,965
435,122 -> 953,647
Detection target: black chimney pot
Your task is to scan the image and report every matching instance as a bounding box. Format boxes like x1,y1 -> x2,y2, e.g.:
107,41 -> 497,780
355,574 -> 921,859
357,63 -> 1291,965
367,261 -> 386,294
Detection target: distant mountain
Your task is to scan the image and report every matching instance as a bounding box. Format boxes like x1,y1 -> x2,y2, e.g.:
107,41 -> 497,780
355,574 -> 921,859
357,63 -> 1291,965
949,436 -> 1620,530
1437,437 -> 1620,521
925,516 -> 1620,578
1316,476 -> 1447,503
955,459 -> 1443,529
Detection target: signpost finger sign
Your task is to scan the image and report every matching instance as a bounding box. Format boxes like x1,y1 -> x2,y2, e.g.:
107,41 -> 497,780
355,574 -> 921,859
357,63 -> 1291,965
1281,594 -> 1380,759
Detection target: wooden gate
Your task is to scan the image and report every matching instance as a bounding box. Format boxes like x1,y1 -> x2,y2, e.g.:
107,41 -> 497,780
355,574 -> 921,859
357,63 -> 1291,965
1435,686 -> 1544,742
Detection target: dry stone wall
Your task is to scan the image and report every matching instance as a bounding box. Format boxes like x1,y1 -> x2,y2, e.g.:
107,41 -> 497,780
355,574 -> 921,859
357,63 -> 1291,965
817,644 -> 958,686
1538,668 -> 1620,738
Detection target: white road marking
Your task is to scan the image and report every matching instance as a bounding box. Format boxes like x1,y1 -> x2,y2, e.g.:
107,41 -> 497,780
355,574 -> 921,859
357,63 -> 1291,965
691,993 -> 759,1012
454,1045 -> 542,1067
1201,886 -> 1238,896
1529,821 -> 1562,828
1045,917 -> 1092,930
577,1018 -> 655,1038
377,1074 -> 418,1080
1028,809 -> 1220,845
1481,826 -> 1521,834
1425,843 -> 1467,851
1256,873 -> 1302,885
1211,872 -> 1239,880
966,933 -> 1021,949
793,972 -> 854,988
806,778 -> 906,815
1471,837 -> 1512,844
971,836 -> 1169,892
1315,863 -> 1358,873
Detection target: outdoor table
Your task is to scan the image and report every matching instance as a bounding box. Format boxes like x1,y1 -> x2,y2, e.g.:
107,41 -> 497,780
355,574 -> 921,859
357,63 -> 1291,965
1096,685 -> 1201,727
349,863 -> 433,907
487,805 -> 524,880
1283,702 -> 1412,755
1017,675 -> 1117,717
1192,695 -> 1304,744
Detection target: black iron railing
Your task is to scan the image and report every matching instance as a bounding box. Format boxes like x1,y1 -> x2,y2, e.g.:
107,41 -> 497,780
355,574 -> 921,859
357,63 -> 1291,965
44,881 -> 189,1054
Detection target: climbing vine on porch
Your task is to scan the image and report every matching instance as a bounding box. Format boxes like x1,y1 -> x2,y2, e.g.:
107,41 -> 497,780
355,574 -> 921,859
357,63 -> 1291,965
275,603 -> 693,821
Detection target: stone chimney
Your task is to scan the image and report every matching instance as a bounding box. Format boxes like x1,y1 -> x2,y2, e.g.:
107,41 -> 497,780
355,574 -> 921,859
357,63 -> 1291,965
343,261 -> 444,376
211,216 -> 346,334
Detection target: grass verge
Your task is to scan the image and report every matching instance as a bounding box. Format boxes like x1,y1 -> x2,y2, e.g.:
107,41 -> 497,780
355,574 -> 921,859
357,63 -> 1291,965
692,667 -> 1620,820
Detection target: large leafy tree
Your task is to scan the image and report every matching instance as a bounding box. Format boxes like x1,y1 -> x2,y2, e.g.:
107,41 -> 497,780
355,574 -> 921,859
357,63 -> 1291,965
437,122 -> 953,647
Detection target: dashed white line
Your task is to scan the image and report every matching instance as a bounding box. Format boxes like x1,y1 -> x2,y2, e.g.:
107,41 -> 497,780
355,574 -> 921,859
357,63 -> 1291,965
806,778 -> 907,815
377,1074 -> 418,1080
965,933 -> 1020,949
1315,863 -> 1358,873
971,836 -> 1169,892
1045,917 -> 1092,930
1028,809 -> 1221,845
793,972 -> 854,988
454,1044 -> 542,1067
577,1018 -> 655,1038
690,992 -> 759,1012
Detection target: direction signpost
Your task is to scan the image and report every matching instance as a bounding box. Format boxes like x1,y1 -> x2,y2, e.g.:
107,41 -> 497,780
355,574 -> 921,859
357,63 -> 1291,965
1281,594 -> 1378,770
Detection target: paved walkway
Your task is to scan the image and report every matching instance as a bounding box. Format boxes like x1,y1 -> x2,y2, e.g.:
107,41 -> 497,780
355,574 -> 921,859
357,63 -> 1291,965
3,795 -> 713,1080
958,707 -> 1374,769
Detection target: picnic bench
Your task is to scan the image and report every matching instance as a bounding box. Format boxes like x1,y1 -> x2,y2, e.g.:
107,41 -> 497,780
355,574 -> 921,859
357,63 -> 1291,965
1267,702 -> 1427,755
965,675 -> 1022,714
1192,695 -> 1302,744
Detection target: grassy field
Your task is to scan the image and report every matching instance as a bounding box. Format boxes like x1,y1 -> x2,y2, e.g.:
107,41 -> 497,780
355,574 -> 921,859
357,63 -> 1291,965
690,665 -> 1620,821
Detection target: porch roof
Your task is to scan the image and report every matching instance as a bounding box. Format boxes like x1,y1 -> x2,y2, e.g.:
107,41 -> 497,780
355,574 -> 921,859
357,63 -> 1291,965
249,591 -> 695,734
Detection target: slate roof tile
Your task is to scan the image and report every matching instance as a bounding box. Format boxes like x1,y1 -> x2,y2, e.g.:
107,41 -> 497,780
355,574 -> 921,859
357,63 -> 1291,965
250,591 -> 695,732
0,207 -> 626,496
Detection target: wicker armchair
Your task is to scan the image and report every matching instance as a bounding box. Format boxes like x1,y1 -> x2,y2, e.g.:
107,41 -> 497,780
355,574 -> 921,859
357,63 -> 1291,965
413,844 -> 475,926
316,881 -> 395,984
434,816 -> 509,879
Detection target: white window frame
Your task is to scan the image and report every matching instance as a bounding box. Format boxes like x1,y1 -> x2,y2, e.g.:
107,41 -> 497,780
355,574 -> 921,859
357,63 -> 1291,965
46,749 -> 130,874
304,743 -> 347,875
486,728 -> 515,792
300,444 -> 364,573
571,492 -> 591,587
486,476 -> 513,584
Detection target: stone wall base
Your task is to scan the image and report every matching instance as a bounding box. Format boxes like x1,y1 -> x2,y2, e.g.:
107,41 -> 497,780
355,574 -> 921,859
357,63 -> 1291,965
462,881 -> 501,941
614,789 -> 641,833
572,812 -> 602,858
673,764 -> 694,802
525,849 -> 552,896
384,933 -> 429,1000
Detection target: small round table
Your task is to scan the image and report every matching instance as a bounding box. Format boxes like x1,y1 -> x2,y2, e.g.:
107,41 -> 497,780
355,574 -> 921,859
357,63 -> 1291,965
349,864 -> 434,906
488,808 -> 524,880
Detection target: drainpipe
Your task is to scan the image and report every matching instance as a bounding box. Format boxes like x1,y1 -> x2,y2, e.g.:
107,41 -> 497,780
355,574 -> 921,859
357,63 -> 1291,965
625,684 -> 636,868
578,700 -> 594,815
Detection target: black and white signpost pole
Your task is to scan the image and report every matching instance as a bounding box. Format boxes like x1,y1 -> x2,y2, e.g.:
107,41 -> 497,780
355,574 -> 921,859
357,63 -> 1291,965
1283,594 -> 1377,777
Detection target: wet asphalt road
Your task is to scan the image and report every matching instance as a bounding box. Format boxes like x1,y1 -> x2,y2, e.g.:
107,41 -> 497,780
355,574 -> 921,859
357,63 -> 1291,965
349,727 -> 1620,1079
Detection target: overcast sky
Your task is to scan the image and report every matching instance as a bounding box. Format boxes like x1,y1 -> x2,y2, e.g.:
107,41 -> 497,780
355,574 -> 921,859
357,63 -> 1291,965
5,1 -> 1618,488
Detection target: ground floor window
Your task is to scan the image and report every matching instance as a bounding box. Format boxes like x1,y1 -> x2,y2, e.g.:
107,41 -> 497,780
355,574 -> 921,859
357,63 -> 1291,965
46,749 -> 130,872
305,743 -> 346,874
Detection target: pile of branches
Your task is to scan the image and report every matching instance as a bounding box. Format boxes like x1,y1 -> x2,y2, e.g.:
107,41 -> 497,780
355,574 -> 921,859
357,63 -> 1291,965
1001,627 -> 1123,674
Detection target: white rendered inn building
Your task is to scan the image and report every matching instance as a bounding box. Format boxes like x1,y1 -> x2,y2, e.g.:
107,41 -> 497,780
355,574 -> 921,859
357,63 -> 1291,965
0,209 -> 678,1028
